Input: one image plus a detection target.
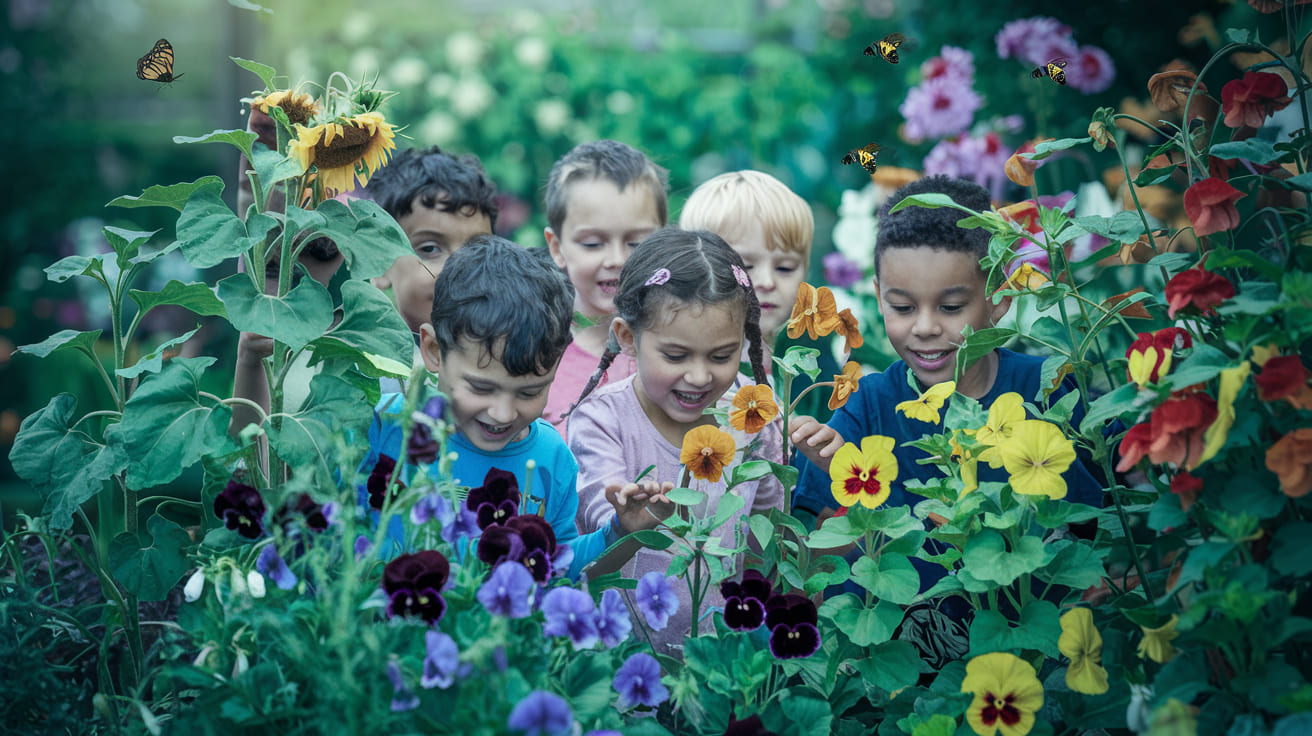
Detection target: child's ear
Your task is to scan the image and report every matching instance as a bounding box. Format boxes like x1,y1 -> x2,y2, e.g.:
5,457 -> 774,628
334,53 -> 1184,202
419,323 -> 442,373
989,293 -> 1012,324
611,317 -> 637,356
544,228 -> 567,270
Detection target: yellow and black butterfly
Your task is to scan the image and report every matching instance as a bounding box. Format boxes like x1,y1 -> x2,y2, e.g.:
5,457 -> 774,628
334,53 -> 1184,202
136,38 -> 183,85
1031,57 -> 1067,86
864,33 -> 905,64
841,143 -> 881,175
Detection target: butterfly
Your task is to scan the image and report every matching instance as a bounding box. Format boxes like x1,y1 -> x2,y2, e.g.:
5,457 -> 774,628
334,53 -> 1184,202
841,143 -> 881,175
1031,57 -> 1067,86
864,33 -> 906,64
136,38 -> 184,85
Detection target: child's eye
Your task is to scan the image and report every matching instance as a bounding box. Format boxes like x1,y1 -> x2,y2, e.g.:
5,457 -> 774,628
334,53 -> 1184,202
888,305 -> 913,314
467,384 -> 494,395
626,241 -> 642,249
415,241 -> 446,258
579,241 -> 604,249
776,264 -> 798,274
662,353 -> 686,362
519,389 -> 545,400
711,353 -> 735,363
940,305 -> 964,314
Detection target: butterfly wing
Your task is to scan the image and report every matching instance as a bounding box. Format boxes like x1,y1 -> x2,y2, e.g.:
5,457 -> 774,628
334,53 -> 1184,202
1047,58 -> 1068,85
857,143 -> 880,174
1030,65 -> 1045,79
877,32 -> 905,64
841,152 -> 857,165
137,38 -> 177,83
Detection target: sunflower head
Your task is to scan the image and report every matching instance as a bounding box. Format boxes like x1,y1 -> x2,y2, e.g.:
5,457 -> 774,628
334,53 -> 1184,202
287,111 -> 397,196
252,89 -> 320,128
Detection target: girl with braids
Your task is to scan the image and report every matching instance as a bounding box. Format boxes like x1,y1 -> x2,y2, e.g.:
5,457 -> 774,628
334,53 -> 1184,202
565,228 -> 784,656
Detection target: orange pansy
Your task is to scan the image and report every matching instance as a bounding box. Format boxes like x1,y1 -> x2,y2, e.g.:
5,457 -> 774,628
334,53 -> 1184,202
828,361 -> 863,411
679,425 -> 737,483
787,283 -> 841,340
729,384 -> 779,435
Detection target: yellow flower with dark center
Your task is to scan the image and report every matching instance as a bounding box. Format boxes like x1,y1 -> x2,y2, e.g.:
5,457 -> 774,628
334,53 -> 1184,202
251,89 -> 320,127
1137,614 -> 1179,664
1058,607 -> 1109,695
729,384 -> 778,435
961,652 -> 1044,736
1198,362 -> 1250,466
787,282 -> 841,340
829,435 -> 898,509
287,111 -> 397,196
828,361 -> 863,411
895,381 -> 956,424
679,425 -> 736,483
993,419 -> 1075,500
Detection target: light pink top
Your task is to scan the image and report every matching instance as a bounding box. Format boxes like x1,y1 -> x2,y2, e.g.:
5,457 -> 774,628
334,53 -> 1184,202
567,375 -> 784,656
543,341 -> 637,438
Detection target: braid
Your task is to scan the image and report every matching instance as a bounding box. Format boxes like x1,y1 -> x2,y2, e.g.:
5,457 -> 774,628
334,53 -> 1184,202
563,332 -> 621,420
741,283 -> 769,387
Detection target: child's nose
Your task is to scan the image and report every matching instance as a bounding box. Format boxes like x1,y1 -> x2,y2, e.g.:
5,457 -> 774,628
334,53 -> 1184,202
754,268 -> 774,291
486,398 -> 517,424
684,361 -> 713,387
602,241 -> 627,269
912,311 -> 941,337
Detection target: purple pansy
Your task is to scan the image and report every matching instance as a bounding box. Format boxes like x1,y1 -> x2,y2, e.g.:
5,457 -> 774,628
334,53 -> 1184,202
899,75 -> 982,142
724,713 -> 776,736
255,544 -> 297,591
477,560 -> 536,619
822,252 -> 863,290
420,630 -> 459,689
441,501 -> 481,545
366,454 -> 404,511
541,587 -> 599,649
476,515 -> 559,582
764,593 -> 821,659
213,479 -> 266,539
465,467 -> 521,529
273,492 -> 329,535
387,660 -> 419,712
720,569 -> 774,631
411,492 -> 451,526
354,534 -> 372,560
382,550 -> 451,625
407,395 -> 448,465
613,652 -> 669,709
507,690 -> 573,736
634,571 -> 679,632
594,588 -> 633,648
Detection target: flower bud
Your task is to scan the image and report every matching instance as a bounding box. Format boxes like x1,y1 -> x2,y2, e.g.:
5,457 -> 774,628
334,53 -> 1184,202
246,570 -> 266,598
229,567 -> 248,596
183,569 -> 205,602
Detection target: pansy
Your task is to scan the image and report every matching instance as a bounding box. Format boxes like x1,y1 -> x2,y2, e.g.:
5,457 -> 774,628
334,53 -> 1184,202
255,544 -> 297,591
541,587 -> 599,650
1126,328 -> 1191,387
787,283 -> 841,340
723,713 -> 774,736
1137,614 -> 1179,663
507,690 -> 573,736
273,492 -> 330,535
408,395 -> 448,465
411,492 -> 452,526
720,569 -> 775,631
828,361 -> 863,411
972,392 -> 1026,450
476,560 -> 535,619
476,523 -> 527,568
1058,607 -> 1109,695
833,308 -> 864,354
896,380 -> 956,424
382,549 -> 451,624
594,589 -> 632,648
366,454 -> 404,511
764,593 -> 821,659
507,515 -> 559,582
466,467 -> 521,529
1182,178 -> 1245,239
680,425 -> 736,483
613,652 -> 670,708
829,435 -> 899,509
822,251 -> 864,289
387,660 -> 419,712
420,630 -> 459,690
213,478 -> 266,539
634,571 -> 680,631
993,419 -> 1076,500
1265,428 -> 1312,498
1220,71 -> 1291,129
729,384 -> 779,435
961,652 -> 1044,736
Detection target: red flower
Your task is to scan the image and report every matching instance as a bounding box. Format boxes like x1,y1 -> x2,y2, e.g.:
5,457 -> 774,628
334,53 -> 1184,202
1149,393 -> 1218,470
1126,327 -> 1192,387
1256,355 -> 1311,402
1221,71 -> 1292,129
1183,178 -> 1244,238
1164,264 -> 1235,318
1170,472 -> 1203,512
1116,422 -> 1155,473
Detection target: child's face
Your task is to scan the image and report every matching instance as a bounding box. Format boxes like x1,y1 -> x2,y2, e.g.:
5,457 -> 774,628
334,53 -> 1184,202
547,178 -> 662,320
378,194 -> 492,334
419,333 -> 557,453
722,220 -> 806,340
616,301 -> 744,441
875,246 -> 1008,397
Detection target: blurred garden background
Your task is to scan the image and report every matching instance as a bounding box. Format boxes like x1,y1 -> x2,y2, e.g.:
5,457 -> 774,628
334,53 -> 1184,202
0,0 -> 1280,515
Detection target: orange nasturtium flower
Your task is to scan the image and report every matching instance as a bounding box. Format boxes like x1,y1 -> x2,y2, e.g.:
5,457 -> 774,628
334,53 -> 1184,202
679,425 -> 736,483
833,308 -> 864,353
961,652 -> 1044,736
787,282 -> 841,340
895,381 -> 956,424
1265,427 -> 1312,498
729,384 -> 778,435
828,361 -> 863,411
828,435 -> 898,509
993,420 -> 1076,500
288,111 -> 398,196
1058,608 -> 1109,695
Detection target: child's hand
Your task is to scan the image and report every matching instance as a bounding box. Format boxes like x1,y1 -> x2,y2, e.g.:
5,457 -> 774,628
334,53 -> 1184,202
788,416 -> 845,473
605,480 -> 676,534
236,332 -> 275,367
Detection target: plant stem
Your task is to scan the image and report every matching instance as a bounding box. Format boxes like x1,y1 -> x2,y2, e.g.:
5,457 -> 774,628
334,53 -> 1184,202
1106,481 -> 1157,602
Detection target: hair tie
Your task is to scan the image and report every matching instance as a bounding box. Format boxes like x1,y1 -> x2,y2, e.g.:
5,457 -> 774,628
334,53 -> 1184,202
645,268 -> 671,286
731,264 -> 752,288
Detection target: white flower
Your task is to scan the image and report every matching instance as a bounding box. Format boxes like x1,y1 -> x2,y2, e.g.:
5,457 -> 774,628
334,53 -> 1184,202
246,570 -> 266,598
831,185 -> 879,272
534,99 -> 572,135
426,72 -> 454,100
606,90 -> 635,116
1127,684 -> 1154,733
514,37 -> 551,70
420,112 -> 458,144
193,643 -> 217,669
229,567 -> 247,596
450,76 -> 494,119
446,32 -> 484,69
232,650 -> 250,678
389,57 -> 428,88
183,569 -> 205,602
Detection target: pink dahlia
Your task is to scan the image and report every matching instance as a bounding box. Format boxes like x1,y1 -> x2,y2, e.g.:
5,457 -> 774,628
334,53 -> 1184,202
900,75 -> 981,142
920,45 -> 975,85
1068,45 -> 1116,94
996,16 -> 1075,66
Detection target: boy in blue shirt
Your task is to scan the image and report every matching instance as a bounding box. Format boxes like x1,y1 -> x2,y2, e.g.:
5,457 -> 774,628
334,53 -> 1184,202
364,235 -> 605,576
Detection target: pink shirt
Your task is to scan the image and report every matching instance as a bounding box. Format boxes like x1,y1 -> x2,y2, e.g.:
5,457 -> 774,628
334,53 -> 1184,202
567,375 -> 784,656
543,341 -> 637,438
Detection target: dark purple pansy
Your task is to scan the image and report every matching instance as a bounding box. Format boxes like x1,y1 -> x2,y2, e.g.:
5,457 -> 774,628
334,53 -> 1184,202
465,467 -> 521,529
407,395 -> 448,465
274,492 -> 329,534
213,479 -> 266,539
382,550 -> 451,624
764,593 -> 821,659
367,454 -> 405,511
476,523 -> 527,568
723,713 -> 777,736
507,515 -> 557,582
720,569 -> 774,631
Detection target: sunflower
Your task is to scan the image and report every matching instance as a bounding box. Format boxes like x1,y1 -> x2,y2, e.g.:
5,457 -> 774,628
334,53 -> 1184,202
287,111 -> 397,196
251,89 -> 320,127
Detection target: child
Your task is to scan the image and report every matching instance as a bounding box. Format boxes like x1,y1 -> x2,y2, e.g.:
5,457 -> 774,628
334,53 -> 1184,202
541,140 -> 669,436
567,228 -> 784,656
363,235 -> 593,572
364,145 -> 499,336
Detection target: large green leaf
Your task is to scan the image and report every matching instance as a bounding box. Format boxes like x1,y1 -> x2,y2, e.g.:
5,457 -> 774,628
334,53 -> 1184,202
106,175 -> 224,212
173,128 -> 258,162
45,253 -> 111,284
230,56 -> 276,87
1273,522 -> 1312,577
307,281 -> 414,367
216,272 -> 334,353
761,689 -> 833,736
1080,382 -> 1143,433
1209,139 -> 1288,165
315,198 -> 415,281
956,326 -> 1017,378
104,226 -> 160,269
824,595 -> 904,647
8,394 -> 128,530
961,530 -> 1054,587
967,600 -> 1061,658
109,513 -> 193,601
1035,539 -> 1106,589
850,554 -> 920,605
847,504 -> 925,540
1071,211 -> 1150,244
16,329 -> 102,360
118,357 -> 236,488
176,189 -> 276,269
265,373 -> 371,471
1163,345 -> 1232,390
116,327 -> 201,380
129,280 -> 227,319
853,640 -> 921,692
